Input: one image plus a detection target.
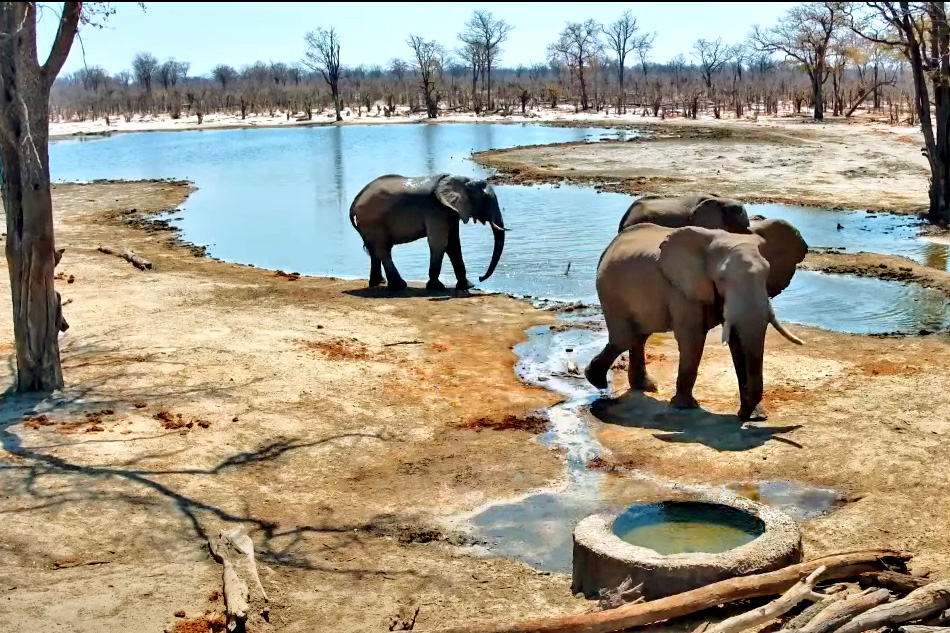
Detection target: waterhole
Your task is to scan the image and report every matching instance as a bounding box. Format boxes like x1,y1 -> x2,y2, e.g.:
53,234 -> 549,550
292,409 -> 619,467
50,123 -> 948,335
611,501 -> 764,555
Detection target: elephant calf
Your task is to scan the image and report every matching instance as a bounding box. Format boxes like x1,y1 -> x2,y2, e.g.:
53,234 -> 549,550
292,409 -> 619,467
617,193 -> 751,234
349,173 -> 506,291
585,219 -> 808,421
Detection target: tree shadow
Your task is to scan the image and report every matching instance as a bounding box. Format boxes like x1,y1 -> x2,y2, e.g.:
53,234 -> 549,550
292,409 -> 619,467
589,391 -> 802,452
344,285 -> 479,301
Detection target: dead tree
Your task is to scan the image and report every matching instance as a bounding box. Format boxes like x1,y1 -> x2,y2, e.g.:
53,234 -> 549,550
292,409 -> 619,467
407,35 -> 442,118
602,10 -> 656,114
0,1 -> 95,391
303,26 -> 342,121
458,10 -> 512,111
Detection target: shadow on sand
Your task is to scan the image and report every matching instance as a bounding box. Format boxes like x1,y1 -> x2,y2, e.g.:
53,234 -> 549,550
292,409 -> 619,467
590,391 -> 802,452
344,284 -> 481,302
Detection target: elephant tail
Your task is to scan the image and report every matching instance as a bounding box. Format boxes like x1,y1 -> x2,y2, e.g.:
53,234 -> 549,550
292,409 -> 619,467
349,214 -> 370,255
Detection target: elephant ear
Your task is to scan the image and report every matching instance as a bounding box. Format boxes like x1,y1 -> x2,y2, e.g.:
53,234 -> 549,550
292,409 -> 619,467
752,219 -> 808,297
435,175 -> 477,223
658,227 -> 718,304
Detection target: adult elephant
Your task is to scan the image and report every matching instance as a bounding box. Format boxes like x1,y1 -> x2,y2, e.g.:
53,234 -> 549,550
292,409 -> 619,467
349,173 -> 506,291
617,193 -> 750,234
585,219 -> 807,421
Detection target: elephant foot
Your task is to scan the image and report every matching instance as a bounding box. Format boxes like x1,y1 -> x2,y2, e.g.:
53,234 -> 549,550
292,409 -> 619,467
671,393 -> 699,410
368,277 -> 384,288
387,279 -> 408,292
739,403 -> 768,421
632,375 -> 658,393
426,279 -> 446,291
585,363 -> 609,390
456,279 -> 474,291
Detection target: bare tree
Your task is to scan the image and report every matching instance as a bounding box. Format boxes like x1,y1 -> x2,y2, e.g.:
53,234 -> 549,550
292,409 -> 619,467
692,37 -> 732,117
548,20 -> 603,110
459,10 -> 512,111
158,58 -> 187,90
407,35 -> 443,118
751,2 -> 848,121
212,64 -> 237,89
456,40 -> 484,111
303,26 -> 342,121
850,2 -> 950,224
0,2 -> 113,391
132,52 -> 159,92
602,11 -> 655,113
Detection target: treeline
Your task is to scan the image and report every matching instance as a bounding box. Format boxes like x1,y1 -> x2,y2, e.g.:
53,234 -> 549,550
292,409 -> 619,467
50,6 -> 918,126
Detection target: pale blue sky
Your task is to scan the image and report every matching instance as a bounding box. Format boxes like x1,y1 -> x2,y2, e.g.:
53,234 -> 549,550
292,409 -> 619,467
37,2 -> 799,77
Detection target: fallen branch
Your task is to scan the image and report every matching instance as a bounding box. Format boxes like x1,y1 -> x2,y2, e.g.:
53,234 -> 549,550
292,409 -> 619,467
384,340 -> 424,347
433,550 -> 908,633
900,627 -> 950,633
800,587 -> 892,633
224,530 -> 268,606
835,581 -> 950,633
858,571 -> 929,595
782,591 -> 846,630
97,245 -> 152,271
598,577 -> 644,611
209,534 -> 250,633
706,566 -> 827,633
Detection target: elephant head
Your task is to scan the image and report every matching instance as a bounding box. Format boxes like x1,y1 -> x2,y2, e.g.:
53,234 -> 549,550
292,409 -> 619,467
658,219 -> 807,419
435,175 -> 506,282
688,195 -> 751,233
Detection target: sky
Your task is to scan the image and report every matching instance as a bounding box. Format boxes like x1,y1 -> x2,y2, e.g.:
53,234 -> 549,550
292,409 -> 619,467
37,2 -> 800,78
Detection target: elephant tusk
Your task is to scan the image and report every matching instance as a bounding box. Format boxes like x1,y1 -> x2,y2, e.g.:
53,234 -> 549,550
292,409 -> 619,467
721,321 -> 730,345
770,312 -> 804,345
491,221 -> 509,232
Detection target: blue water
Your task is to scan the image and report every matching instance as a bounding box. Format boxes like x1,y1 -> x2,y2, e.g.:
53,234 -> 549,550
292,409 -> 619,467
49,123 -> 950,334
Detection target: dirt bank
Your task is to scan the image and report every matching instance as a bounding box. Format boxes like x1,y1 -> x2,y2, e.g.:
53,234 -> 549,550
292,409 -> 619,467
0,181 -> 584,632
474,116 -> 931,214
803,249 -> 950,301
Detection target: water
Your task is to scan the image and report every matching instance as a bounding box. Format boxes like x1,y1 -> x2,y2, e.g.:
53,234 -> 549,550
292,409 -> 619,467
49,123 -> 950,335
459,321 -> 844,572
611,502 -> 764,555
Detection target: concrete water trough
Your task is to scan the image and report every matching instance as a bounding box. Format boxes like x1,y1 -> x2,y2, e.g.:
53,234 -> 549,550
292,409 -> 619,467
571,492 -> 803,600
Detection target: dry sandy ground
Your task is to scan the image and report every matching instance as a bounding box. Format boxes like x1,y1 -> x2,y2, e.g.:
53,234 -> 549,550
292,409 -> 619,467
475,116 -> 931,214
0,182 -> 586,632
2,115 -> 950,632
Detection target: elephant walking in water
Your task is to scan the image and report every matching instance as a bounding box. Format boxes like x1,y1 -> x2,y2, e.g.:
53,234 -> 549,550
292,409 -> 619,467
585,219 -> 808,421
349,173 -> 506,292
617,193 -> 751,233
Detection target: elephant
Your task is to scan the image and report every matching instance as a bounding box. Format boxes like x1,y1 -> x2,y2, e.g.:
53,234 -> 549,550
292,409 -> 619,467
585,219 -> 808,421
617,193 -> 751,234
349,173 -> 506,291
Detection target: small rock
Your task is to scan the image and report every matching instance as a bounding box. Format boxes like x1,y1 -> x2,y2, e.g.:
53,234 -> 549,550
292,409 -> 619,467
174,610 -> 185,618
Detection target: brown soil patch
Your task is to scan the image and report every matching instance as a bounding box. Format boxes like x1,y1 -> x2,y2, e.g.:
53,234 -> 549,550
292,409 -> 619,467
298,337 -> 374,361
169,612 -> 226,633
858,359 -> 922,376
457,413 -> 549,433
802,250 -> 950,302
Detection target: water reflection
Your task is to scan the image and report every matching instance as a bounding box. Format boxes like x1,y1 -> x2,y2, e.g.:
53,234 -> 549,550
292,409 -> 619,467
923,241 -> 949,271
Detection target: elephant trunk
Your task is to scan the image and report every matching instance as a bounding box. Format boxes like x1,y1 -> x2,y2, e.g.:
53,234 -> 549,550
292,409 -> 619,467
479,221 -> 505,282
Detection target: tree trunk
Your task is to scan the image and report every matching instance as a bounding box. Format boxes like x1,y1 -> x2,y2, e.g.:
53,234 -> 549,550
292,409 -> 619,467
331,82 -> 342,121
812,74 -> 824,121
578,67 -> 589,110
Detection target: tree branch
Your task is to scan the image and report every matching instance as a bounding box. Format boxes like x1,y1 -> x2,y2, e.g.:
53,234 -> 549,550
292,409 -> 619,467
42,1 -> 81,87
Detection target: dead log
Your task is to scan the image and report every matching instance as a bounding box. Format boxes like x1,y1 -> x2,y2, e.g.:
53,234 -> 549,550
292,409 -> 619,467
598,577 -> 644,611
434,549 -> 908,633
783,591 -> 847,630
96,245 -> 152,271
800,588 -> 892,633
834,581 -> 950,633
224,530 -> 268,607
858,571 -> 929,595
900,627 -> 950,633
209,534 -> 250,633
705,566 -> 827,633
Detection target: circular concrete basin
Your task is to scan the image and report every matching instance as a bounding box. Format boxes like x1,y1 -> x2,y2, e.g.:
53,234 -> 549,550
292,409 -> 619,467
571,492 -> 802,600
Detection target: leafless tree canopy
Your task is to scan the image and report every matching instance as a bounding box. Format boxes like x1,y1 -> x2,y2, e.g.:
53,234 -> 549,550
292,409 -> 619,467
548,19 -> 604,111
131,52 -> 159,92
407,35 -> 444,119
458,10 -> 512,111
303,26 -> 343,121
602,10 -> 656,113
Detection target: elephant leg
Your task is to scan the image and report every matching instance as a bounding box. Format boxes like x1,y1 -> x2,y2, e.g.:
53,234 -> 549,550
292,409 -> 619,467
368,253 -> 384,287
671,325 -> 704,410
446,230 -> 473,291
728,336 -> 767,421
379,244 -> 406,292
426,231 -> 448,291
628,334 -> 657,392
585,341 -> 624,390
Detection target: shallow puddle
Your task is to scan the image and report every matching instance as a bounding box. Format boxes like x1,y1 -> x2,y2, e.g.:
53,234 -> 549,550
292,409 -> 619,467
460,320 -> 846,572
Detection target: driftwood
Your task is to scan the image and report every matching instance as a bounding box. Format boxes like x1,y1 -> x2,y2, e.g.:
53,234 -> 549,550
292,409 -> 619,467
834,580 -> 950,633
900,627 -> 950,633
705,566 -> 827,633
224,530 -> 268,606
858,571 -> 930,595
434,549 -> 908,633
598,577 -> 644,611
799,588 -> 892,633
209,534 -> 250,632
97,245 -> 152,270
783,590 -> 847,630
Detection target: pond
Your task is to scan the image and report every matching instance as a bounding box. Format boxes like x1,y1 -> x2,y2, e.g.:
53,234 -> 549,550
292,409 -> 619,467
49,123 -> 950,334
